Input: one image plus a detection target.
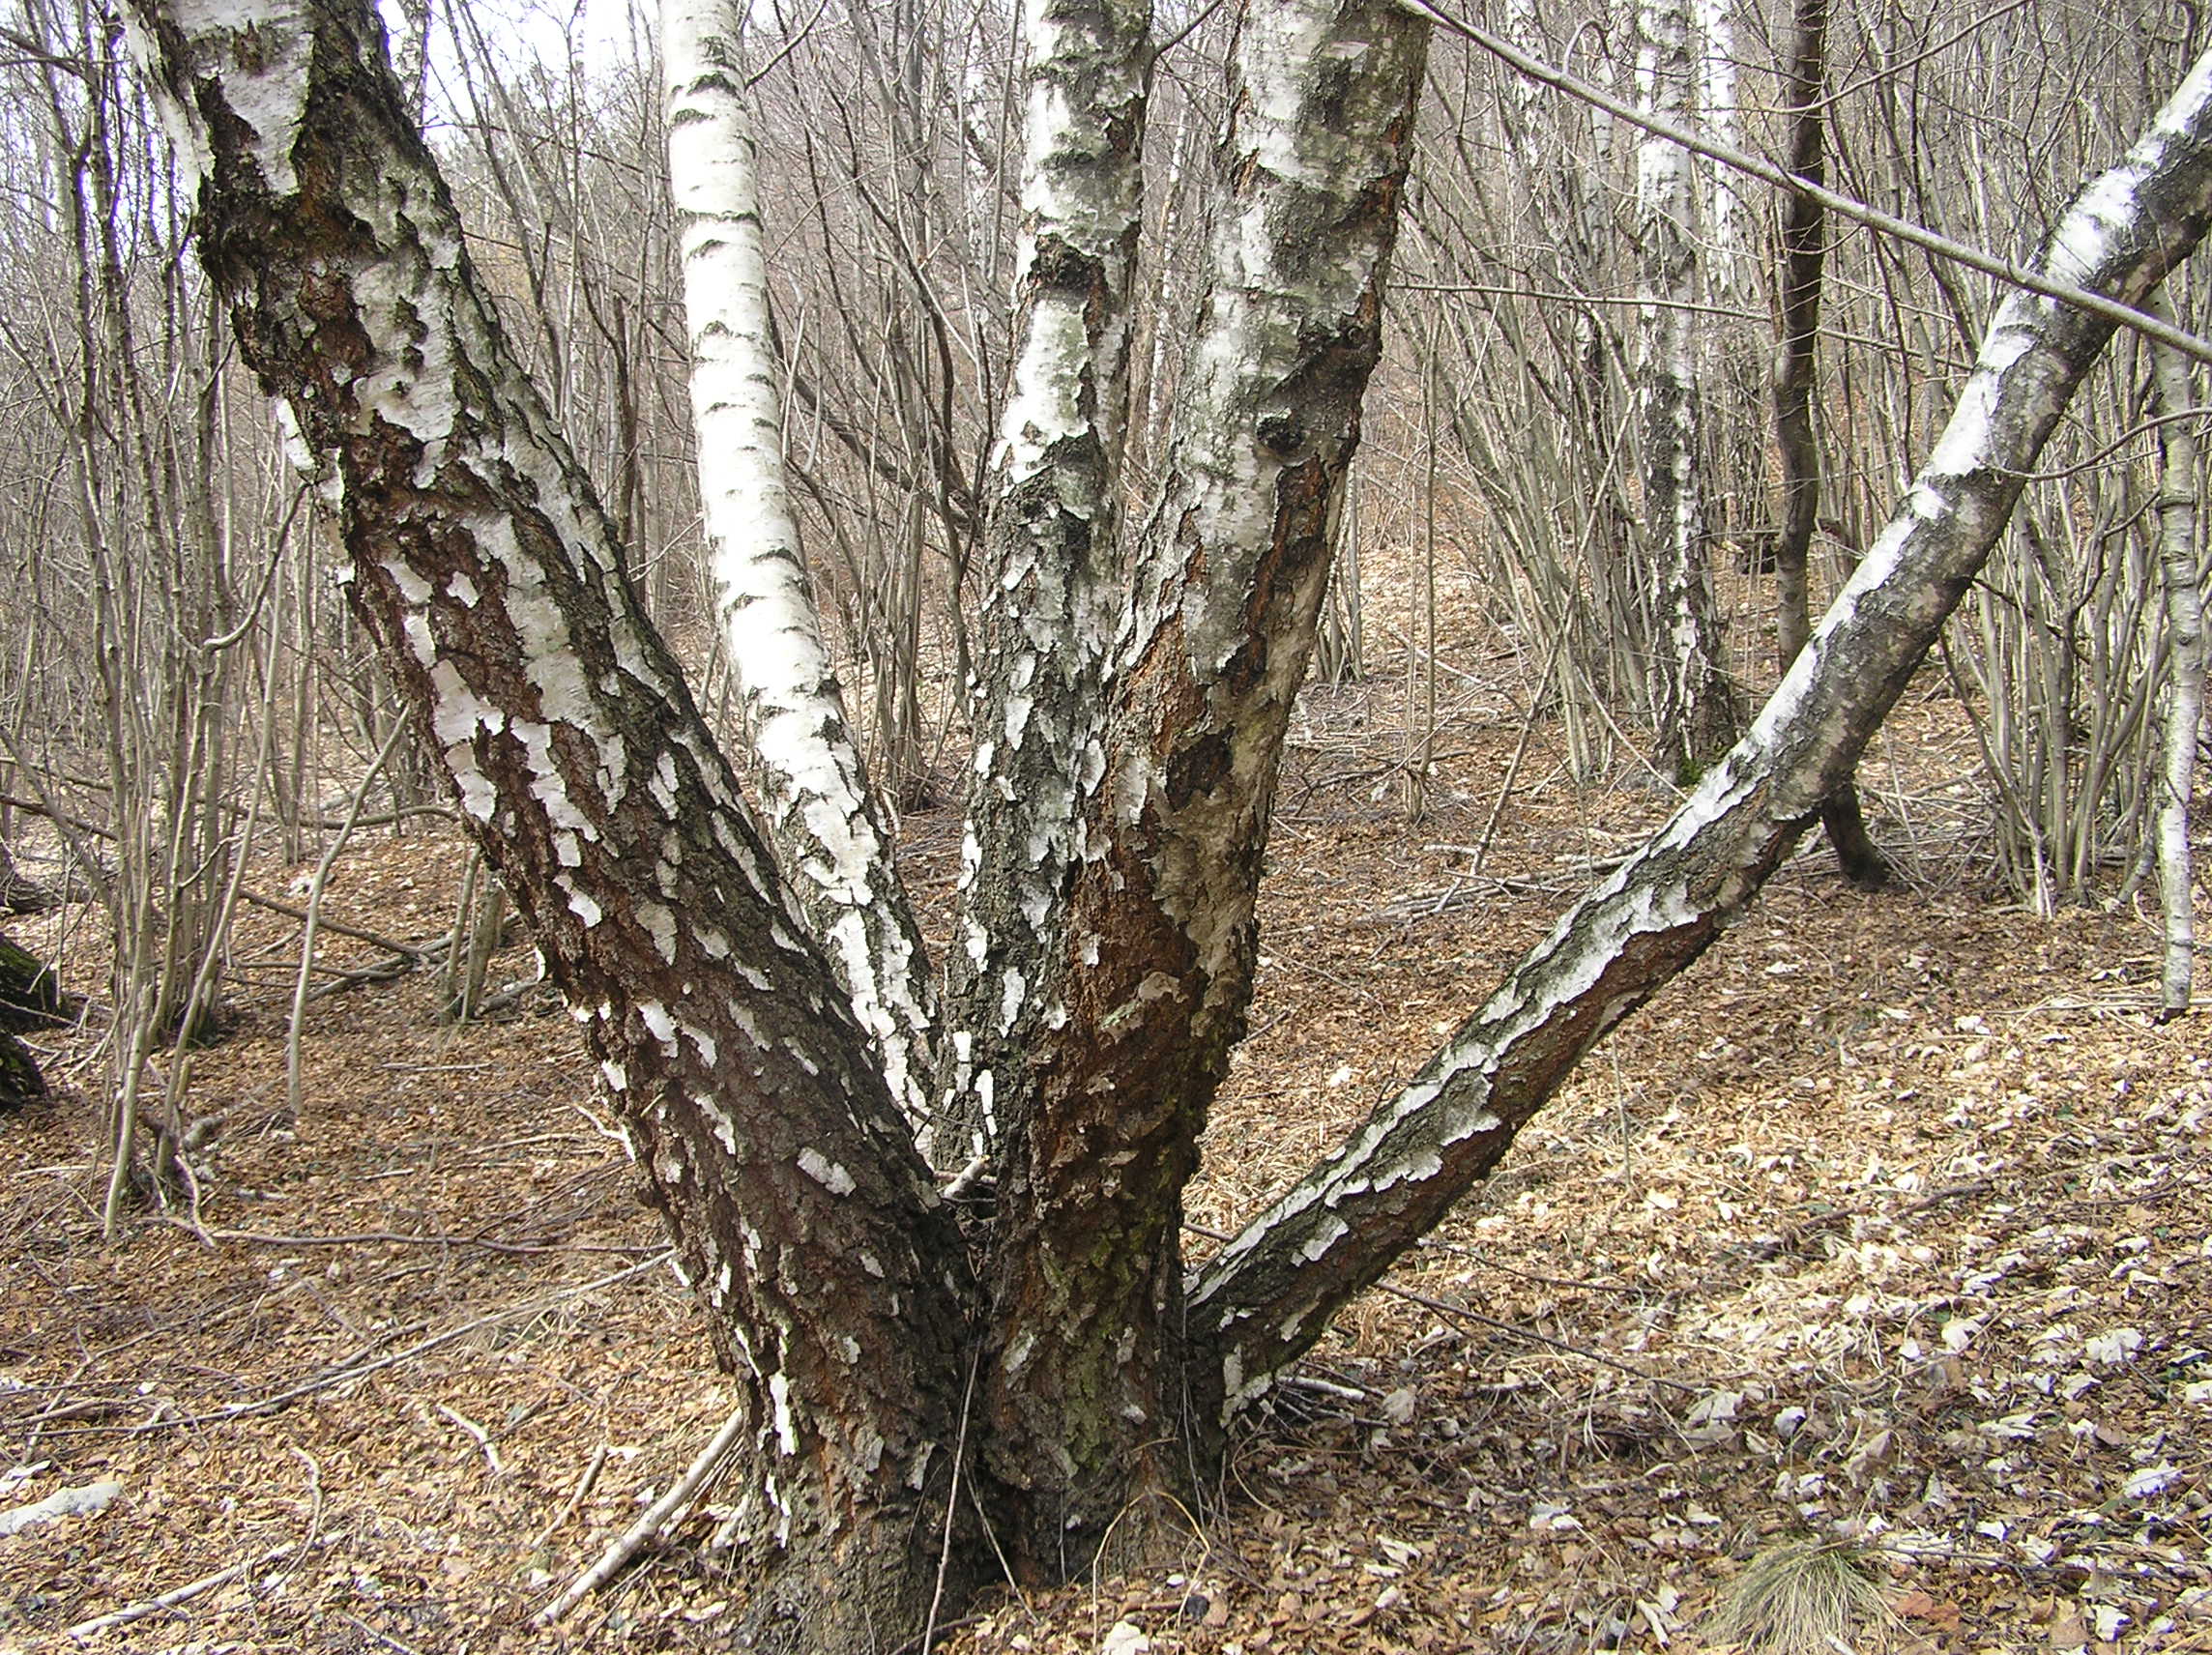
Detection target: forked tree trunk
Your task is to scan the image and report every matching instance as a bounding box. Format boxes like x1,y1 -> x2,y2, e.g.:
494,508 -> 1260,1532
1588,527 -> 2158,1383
1768,0 -> 1889,887
974,0 -> 1428,1560
124,0 -> 2212,1641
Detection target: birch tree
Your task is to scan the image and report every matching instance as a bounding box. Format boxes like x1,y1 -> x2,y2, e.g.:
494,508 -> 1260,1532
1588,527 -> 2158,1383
1634,0 -> 1737,775
2145,313 -> 2205,1017
663,0 -> 941,1141
119,0 -> 2212,1640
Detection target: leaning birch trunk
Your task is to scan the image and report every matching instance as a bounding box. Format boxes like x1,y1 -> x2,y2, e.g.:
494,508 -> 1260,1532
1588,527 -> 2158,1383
2146,308 -> 2206,1019
1190,46 -> 2212,1407
939,0 -> 1152,1161
663,0 -> 941,1145
1635,0 -> 1736,775
123,1 -> 981,1644
976,0 -> 1428,1562
1768,0 -> 1888,888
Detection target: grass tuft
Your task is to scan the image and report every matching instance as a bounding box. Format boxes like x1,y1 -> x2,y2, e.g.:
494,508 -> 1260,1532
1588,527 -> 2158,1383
1704,1537 -> 1896,1655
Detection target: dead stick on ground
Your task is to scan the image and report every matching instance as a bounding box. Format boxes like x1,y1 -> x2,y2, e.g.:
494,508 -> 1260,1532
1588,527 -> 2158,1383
538,1402 -> 749,1625
65,1535 -> 343,1638
532,1444 -> 608,1553
437,1402 -> 503,1474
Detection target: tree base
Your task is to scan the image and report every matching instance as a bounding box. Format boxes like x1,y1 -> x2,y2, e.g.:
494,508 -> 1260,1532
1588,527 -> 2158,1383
0,1028 -> 45,1108
1819,788 -> 1890,890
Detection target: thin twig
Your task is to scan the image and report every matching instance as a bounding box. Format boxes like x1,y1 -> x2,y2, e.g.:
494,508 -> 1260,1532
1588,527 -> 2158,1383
345,1613 -> 426,1655
436,1402 -> 504,1474
98,1254 -> 672,1436
1183,1219 -> 1695,1392
1415,0 -> 2212,369
921,1350 -> 982,1654
156,1217 -> 659,1256
1379,1281 -> 1702,1394
64,1534 -> 343,1638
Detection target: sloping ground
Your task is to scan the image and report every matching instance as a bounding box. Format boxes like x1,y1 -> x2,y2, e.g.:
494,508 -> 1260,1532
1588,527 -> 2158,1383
1,676 -> 2207,1655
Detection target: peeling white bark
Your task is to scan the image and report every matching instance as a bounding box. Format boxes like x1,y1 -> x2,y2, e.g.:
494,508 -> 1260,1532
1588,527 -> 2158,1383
664,0 -> 939,1143
943,0 -> 1151,1154
1192,46 -> 2212,1406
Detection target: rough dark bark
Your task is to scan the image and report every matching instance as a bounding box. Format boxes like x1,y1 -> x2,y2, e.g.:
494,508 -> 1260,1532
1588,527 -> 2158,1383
1769,0 -> 1888,888
0,841 -> 54,915
0,935 -> 66,1033
124,2 -> 981,1642
0,934 -> 65,1109
975,0 -> 1431,1564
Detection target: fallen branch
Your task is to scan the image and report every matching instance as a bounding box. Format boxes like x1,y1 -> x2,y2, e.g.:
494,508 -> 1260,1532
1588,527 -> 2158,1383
530,1443 -> 608,1554
156,1217 -> 659,1256
238,886 -> 428,961
436,1402 -> 503,1474
537,1401 -> 749,1624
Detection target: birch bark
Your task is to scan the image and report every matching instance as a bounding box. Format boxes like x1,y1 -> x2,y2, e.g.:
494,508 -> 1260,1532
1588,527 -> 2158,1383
2146,309 -> 2206,1018
1635,0 -> 1736,774
940,0 -> 1152,1161
1192,46 -> 2212,1407
123,1 -> 980,1641
664,0 -> 941,1144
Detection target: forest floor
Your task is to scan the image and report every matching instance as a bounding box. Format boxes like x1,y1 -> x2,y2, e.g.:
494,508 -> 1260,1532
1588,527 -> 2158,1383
2,651 -> 2210,1655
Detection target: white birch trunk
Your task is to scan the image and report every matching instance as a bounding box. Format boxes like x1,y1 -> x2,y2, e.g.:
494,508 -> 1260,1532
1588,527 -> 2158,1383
1692,0 -> 1741,285
2147,314 -> 2206,1017
663,0 -> 939,1142
1636,0 -> 1735,771
1192,47 -> 2212,1410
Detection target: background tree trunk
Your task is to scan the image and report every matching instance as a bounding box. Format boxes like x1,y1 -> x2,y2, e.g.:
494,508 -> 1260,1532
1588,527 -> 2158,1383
1635,0 -> 1737,777
1769,0 -> 1889,887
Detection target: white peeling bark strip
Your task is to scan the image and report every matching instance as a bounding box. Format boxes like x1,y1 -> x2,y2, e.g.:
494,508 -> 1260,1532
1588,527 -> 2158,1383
1191,45 -> 2212,1411
664,0 -> 939,1140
